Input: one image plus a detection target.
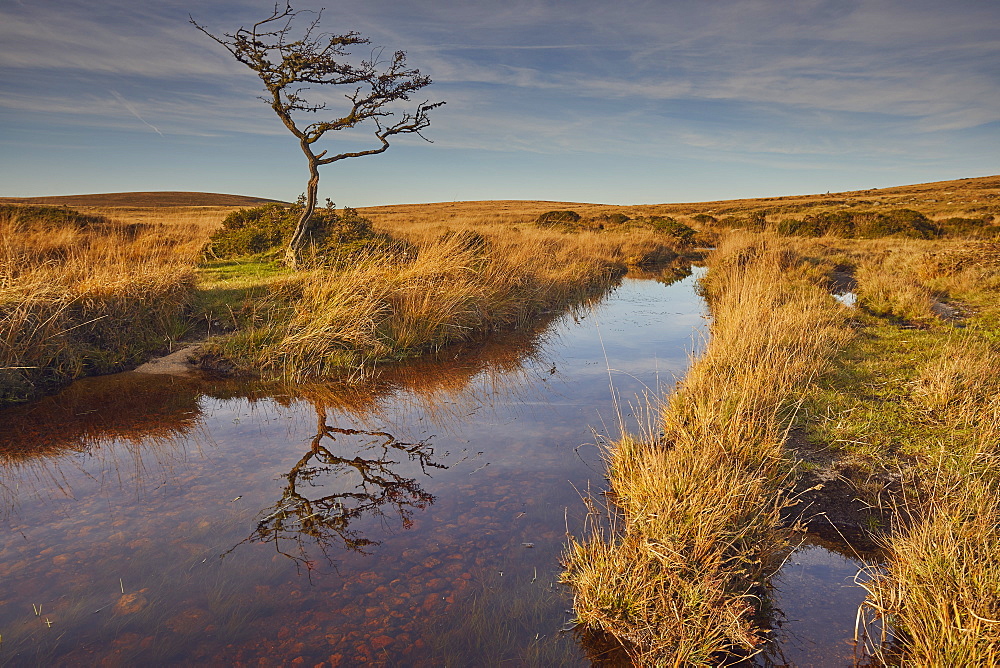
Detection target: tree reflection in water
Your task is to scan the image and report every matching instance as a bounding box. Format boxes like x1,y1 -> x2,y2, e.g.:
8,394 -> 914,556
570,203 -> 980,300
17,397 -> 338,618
229,403 -> 446,571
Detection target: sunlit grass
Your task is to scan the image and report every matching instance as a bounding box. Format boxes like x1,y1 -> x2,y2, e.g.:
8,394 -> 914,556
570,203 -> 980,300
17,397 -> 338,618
562,232 -> 852,662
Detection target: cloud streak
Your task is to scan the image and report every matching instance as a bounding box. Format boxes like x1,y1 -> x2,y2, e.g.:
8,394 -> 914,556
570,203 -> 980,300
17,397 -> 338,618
0,0 -> 997,203
110,90 -> 163,137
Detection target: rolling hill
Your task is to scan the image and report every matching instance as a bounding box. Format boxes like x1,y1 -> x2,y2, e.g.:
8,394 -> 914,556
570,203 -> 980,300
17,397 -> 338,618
0,191 -> 287,208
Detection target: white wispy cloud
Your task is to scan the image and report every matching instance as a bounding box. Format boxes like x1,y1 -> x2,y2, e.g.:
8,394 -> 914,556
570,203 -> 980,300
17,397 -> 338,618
110,90 -> 163,136
0,0 -> 996,201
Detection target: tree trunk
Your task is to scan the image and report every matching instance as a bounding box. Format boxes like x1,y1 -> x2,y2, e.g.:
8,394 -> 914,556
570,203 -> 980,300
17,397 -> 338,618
285,156 -> 321,268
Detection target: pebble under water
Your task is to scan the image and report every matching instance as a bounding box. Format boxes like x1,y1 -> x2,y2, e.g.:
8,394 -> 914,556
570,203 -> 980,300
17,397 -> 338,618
0,270 -> 876,666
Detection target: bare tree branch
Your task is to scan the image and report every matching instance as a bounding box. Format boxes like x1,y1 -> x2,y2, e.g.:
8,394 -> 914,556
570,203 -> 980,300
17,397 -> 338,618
191,3 -> 443,266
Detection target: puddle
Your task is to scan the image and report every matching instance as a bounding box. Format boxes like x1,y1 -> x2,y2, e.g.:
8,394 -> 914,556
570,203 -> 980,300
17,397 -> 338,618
0,267 -> 880,665
760,536 -> 885,667
833,291 -> 857,308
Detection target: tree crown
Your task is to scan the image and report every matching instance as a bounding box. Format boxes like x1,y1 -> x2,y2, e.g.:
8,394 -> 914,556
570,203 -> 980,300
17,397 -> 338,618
191,2 -> 444,164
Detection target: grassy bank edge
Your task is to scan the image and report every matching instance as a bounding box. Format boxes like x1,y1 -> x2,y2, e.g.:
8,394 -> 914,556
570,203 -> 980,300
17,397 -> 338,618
562,233 -> 1000,664
2,201 -> 695,405
561,232 -> 853,663
794,240 -> 1000,664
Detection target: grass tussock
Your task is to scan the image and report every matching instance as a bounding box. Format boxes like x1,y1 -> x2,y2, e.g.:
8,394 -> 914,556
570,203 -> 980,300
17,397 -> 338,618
562,233 -> 851,663
776,236 -> 1000,662
1,198 -> 689,403
855,252 -> 940,324
0,206 -> 217,402
862,378 -> 1000,663
854,326 -> 1000,664
206,225 -> 672,380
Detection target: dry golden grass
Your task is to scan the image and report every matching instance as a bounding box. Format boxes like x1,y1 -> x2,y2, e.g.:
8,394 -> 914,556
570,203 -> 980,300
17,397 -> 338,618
0,191 -> 281,208
564,232 -> 999,664
861,356 -> 1000,665
757,235 -> 1000,663
358,174 -> 1000,232
0,205 -> 220,402
855,253 -> 941,323
0,197 -> 691,401
209,224 -> 685,380
562,232 -> 851,663
846,246 -> 1000,663
911,337 -> 1000,414
7,187 -> 1000,660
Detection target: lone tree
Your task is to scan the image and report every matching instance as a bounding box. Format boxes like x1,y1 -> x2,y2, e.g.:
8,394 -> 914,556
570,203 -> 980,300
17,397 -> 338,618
192,3 -> 443,267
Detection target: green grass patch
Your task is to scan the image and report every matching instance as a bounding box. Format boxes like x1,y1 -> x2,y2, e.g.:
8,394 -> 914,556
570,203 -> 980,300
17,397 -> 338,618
790,243 -> 1000,663
800,317 -> 952,463
191,259 -> 298,331
198,258 -> 293,285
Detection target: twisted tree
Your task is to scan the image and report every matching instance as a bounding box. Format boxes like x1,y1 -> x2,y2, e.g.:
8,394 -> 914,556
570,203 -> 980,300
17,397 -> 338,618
192,3 -> 443,266
224,405 -> 443,572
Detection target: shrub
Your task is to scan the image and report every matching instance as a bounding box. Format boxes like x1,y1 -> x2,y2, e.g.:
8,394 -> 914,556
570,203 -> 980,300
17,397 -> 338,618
795,211 -> 853,237
646,217 -> 697,243
937,216 -> 998,238
853,209 -> 937,239
206,203 -> 398,261
886,209 -> 939,239
777,218 -> 810,236
536,210 -> 581,225
0,204 -> 111,230
713,213 -> 767,231
690,213 -> 718,225
775,209 -> 942,240
207,203 -> 293,257
745,211 -> 768,232
593,212 -> 631,226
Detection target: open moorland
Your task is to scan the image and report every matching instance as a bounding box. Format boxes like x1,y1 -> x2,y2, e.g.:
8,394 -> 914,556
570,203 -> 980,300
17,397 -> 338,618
3,175 -> 1000,664
0,190 -> 694,403
359,173 -> 1000,230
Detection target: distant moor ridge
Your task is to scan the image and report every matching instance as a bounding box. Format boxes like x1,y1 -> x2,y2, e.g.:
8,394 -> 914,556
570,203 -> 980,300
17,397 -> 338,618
1,175 -> 998,218
0,191 -> 286,208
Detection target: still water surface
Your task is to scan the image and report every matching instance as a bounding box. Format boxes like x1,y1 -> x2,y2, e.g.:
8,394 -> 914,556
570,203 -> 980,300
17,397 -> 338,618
0,272 -> 870,666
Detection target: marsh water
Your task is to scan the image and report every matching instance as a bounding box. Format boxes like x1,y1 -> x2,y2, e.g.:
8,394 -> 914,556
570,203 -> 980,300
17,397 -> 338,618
1,271 -> 872,666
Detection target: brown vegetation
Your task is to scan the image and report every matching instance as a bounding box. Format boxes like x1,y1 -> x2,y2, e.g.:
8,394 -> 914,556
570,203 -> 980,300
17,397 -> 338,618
0,199 -> 689,402
817,239 -> 1000,665
564,228 -> 1000,663
359,174 -> 1000,233
5,180 -> 1000,661
562,233 -> 851,662
0,205 -> 218,403
0,191 -> 284,208
200,219 -> 688,380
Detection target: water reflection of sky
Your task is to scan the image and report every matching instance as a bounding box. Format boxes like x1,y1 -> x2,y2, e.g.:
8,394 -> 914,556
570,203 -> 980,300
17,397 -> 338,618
0,268 -> 875,666
762,538 -> 882,668
0,271 -> 708,665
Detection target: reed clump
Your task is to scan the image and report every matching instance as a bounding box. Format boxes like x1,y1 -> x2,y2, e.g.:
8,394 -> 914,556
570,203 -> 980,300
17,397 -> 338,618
562,233 -> 851,663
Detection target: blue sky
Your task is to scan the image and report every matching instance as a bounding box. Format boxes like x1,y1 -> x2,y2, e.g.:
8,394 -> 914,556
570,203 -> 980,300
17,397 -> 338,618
2,0 -> 998,206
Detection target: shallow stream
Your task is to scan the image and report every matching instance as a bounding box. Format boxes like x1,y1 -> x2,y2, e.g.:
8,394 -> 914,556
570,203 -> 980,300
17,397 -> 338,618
1,271 -> 873,665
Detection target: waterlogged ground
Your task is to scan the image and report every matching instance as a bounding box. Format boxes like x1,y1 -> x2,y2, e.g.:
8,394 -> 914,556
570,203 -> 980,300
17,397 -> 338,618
0,271 -> 873,666
761,537 -> 881,667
